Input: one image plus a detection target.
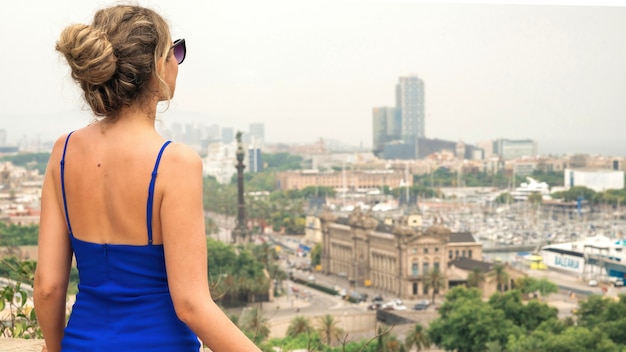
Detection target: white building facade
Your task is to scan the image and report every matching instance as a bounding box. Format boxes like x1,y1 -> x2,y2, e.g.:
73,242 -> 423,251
564,168 -> 625,192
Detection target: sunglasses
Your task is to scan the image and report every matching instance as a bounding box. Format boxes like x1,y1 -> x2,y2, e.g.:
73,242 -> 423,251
171,39 -> 186,65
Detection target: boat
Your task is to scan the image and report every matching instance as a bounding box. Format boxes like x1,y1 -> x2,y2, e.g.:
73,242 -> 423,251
510,177 -> 551,201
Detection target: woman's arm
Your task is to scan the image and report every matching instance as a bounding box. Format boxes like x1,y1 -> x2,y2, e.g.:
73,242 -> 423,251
160,144 -> 261,351
34,137 -> 73,352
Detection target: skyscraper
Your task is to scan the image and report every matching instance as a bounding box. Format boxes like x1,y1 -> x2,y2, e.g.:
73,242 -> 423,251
249,123 -> 265,148
372,107 -> 400,156
221,127 -> 234,144
396,75 -> 425,141
372,75 -> 425,159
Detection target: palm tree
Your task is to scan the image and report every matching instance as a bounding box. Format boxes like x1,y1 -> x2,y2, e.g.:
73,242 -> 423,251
384,335 -> 402,352
287,316 -> 313,337
405,323 -> 430,351
317,314 -> 343,347
240,307 -> 270,343
423,268 -> 445,304
466,266 -> 486,288
491,264 -> 509,293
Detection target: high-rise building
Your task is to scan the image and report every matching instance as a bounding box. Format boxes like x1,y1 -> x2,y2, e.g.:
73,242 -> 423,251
396,75 -> 425,141
248,147 -> 263,173
372,107 -> 400,156
208,124 -> 221,143
221,127 -> 234,144
372,75 -> 425,159
249,123 -> 265,148
492,138 -> 537,160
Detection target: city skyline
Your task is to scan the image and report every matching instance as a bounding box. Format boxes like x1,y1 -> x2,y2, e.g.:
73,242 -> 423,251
2,0 -> 625,156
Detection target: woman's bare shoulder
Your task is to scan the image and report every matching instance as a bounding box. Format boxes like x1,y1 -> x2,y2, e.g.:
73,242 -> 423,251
161,142 -> 202,171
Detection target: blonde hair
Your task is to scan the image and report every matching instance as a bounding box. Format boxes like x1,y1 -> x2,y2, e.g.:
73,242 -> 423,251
56,5 -> 172,121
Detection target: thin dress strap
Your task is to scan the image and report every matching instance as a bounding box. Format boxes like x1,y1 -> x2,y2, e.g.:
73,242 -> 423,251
146,141 -> 172,245
60,131 -> 76,235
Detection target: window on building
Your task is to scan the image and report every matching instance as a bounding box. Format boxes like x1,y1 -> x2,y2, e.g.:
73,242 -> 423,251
412,247 -> 417,254
424,248 -> 429,254
413,282 -> 418,295
468,250 -> 473,258
434,262 -> 440,271
462,250 -> 466,257
449,250 -> 453,259
435,247 -> 439,252
412,262 -> 418,276
423,284 -> 428,295
423,263 -> 429,275
455,250 -> 459,258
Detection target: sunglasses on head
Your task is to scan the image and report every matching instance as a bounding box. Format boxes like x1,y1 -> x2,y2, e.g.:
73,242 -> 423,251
171,39 -> 186,65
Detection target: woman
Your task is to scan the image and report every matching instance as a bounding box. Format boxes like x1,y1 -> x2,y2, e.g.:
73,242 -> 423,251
33,5 -> 260,351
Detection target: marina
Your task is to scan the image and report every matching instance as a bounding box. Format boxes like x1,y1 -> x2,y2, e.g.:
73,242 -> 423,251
407,190 -> 626,284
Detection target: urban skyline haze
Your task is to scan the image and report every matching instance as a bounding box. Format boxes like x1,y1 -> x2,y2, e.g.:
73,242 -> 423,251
1,0 -> 625,156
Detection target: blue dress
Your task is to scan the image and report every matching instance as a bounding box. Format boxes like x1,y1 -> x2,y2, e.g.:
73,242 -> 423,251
59,132 -> 201,351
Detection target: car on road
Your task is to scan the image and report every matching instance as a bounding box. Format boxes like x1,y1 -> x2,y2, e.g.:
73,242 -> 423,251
609,277 -> 624,287
372,295 -> 384,303
382,299 -> 407,311
368,302 -> 382,310
413,299 -> 431,311
588,279 -> 598,287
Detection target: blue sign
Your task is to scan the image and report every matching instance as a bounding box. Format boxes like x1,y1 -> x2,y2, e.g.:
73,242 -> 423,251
554,256 -> 579,269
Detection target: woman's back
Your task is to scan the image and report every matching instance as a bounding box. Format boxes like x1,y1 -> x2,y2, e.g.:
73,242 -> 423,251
58,124 -> 200,351
59,123 -> 168,246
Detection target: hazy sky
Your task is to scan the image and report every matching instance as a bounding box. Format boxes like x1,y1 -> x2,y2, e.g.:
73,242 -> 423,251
1,0 -> 625,156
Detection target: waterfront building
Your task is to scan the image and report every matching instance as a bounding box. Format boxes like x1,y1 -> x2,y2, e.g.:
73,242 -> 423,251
318,208 -> 483,300
275,169 -> 410,192
564,168 -> 625,192
447,257 -> 526,298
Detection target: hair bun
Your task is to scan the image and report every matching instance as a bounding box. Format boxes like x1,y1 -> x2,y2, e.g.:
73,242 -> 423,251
56,24 -> 117,86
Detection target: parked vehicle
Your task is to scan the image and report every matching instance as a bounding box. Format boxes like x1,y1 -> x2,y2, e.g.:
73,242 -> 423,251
368,302 -> 382,310
372,295 -> 384,303
413,299 -> 431,310
382,299 -> 407,311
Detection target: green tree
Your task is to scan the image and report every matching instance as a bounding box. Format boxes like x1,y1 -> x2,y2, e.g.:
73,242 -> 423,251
488,290 -> 557,332
428,293 -> 519,352
576,294 -> 626,346
262,152 -> 303,171
490,264 -> 509,293
246,171 -> 277,192
405,323 -> 430,351
514,277 -> 558,300
240,307 -> 270,344
0,152 -> 50,175
317,314 -> 344,347
495,192 -> 514,205
301,185 -> 336,198
423,268 -> 445,304
310,243 -> 322,267
551,186 -> 595,202
287,316 -> 313,337
0,259 -> 41,339
466,267 -> 485,288
0,223 -> 39,246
